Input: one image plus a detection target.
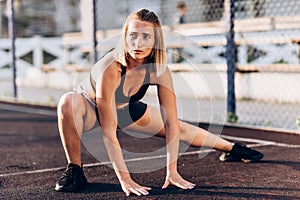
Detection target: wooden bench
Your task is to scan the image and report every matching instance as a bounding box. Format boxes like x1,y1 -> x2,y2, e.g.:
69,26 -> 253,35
61,16 -> 300,72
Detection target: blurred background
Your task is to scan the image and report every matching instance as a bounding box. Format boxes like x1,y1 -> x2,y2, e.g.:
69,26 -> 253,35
0,0 -> 299,131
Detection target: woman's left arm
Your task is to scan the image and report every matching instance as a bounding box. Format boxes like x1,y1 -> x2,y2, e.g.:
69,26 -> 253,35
156,67 -> 195,190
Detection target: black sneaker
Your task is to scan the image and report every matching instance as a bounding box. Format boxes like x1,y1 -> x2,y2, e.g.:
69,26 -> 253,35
219,143 -> 264,163
55,163 -> 87,192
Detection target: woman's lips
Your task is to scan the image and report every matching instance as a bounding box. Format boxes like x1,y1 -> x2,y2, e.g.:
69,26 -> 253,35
132,50 -> 143,53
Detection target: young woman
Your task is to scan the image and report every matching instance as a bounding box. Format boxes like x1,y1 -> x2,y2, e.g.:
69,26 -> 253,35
55,9 -> 263,196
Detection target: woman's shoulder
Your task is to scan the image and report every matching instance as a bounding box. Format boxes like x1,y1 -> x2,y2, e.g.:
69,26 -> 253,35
96,50 -> 117,67
150,65 -> 172,84
103,61 -> 122,79
92,50 -> 122,76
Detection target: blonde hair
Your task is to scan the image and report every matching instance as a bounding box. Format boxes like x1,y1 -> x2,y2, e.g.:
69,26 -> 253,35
115,8 -> 167,76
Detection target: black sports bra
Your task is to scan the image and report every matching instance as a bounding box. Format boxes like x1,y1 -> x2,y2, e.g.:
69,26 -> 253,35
115,65 -> 150,104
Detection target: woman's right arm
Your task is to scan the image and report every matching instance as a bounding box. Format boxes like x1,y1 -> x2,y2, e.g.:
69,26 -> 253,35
95,62 -> 151,196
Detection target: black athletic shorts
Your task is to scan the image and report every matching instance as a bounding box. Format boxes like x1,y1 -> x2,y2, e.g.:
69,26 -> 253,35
81,93 -> 147,129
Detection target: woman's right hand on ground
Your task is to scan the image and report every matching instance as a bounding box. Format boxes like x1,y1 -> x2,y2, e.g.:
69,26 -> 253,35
120,178 -> 152,196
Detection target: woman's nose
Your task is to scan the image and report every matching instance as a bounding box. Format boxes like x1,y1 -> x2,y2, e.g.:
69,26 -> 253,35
134,36 -> 143,48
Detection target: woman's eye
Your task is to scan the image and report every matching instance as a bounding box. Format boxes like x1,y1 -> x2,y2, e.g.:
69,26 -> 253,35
129,33 -> 138,39
144,34 -> 151,40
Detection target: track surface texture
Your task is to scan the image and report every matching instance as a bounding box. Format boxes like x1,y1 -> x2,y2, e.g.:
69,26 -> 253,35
0,101 -> 299,200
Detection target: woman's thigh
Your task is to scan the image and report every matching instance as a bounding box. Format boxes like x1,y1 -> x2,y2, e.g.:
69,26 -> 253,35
57,92 -> 97,133
123,104 -> 165,136
78,94 -> 97,132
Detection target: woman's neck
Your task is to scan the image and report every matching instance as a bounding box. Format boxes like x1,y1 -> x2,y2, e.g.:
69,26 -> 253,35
126,54 -> 147,70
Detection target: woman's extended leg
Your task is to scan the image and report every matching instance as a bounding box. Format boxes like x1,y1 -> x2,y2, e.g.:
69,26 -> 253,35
125,104 -> 263,162
124,105 -> 233,151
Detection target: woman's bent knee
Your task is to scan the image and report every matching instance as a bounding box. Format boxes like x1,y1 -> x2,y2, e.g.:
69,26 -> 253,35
58,92 -> 85,117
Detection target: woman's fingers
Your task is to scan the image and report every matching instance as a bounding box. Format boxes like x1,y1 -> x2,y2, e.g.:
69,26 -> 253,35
125,185 -> 152,196
136,188 -> 150,195
184,181 -> 196,189
162,180 -> 170,189
163,177 -> 196,190
125,189 -> 130,196
176,180 -> 195,189
179,179 -> 195,189
128,188 -> 142,196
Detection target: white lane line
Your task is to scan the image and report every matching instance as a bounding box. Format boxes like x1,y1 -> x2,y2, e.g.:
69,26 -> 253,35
0,104 -> 56,116
222,135 -> 300,148
0,166 -> 66,178
0,144 -> 269,178
0,135 -> 299,178
0,149 -> 218,178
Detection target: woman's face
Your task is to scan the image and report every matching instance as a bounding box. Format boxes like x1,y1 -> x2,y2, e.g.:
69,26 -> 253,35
126,18 -> 155,62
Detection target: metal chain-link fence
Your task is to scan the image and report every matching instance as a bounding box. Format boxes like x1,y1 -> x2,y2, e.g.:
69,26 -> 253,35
0,0 -> 299,131
230,0 -> 300,131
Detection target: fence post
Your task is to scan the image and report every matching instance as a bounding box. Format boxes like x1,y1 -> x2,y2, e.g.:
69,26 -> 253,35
225,0 -> 237,122
7,0 -> 17,98
92,0 -> 98,64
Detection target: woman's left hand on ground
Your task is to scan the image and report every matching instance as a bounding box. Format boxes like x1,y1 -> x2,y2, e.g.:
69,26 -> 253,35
162,171 -> 195,190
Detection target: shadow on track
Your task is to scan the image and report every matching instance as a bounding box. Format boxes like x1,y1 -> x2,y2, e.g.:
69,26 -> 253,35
260,160 -> 300,170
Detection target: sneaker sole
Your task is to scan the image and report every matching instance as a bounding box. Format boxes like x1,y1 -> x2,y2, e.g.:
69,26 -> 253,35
55,180 -> 87,192
219,154 -> 264,163
219,157 -> 241,162
241,154 -> 264,163
219,153 -> 241,162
